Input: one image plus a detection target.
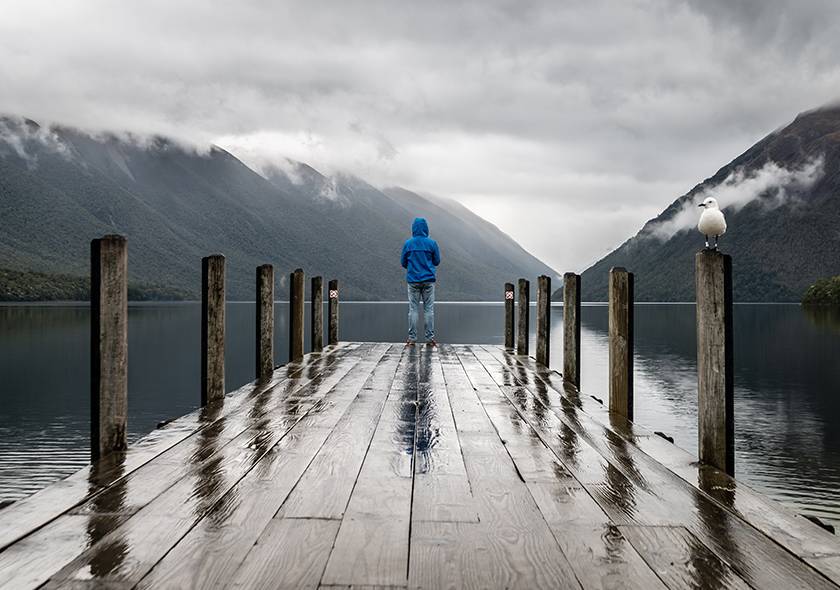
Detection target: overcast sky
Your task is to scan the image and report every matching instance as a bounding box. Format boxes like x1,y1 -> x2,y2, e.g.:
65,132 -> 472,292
2,0 -> 840,272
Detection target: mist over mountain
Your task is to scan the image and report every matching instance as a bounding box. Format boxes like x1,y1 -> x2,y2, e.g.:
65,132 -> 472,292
0,117 -> 555,301
568,106 -> 840,302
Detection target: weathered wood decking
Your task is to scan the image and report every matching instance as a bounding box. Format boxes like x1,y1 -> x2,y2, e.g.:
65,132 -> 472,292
1,342 -> 840,589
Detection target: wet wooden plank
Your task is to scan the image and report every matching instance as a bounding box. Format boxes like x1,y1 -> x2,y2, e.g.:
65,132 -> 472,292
528,483 -> 667,590
472,346 -> 840,590
37,347 -> 376,589
279,347 -> 402,519
0,351 -> 361,589
320,349 -> 419,587
483,344 -> 840,584
0,344 -> 350,551
410,346 -> 581,589
409,521 -> 580,590
229,518 -> 340,589
619,525 -> 751,590
133,345 -> 394,589
412,350 -> 478,523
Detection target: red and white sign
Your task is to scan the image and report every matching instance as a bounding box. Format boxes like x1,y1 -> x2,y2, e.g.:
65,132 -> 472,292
329,290 -> 339,299
505,291 -> 514,300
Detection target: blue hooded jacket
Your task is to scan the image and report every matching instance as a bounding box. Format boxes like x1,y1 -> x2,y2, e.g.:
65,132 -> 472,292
401,217 -> 441,283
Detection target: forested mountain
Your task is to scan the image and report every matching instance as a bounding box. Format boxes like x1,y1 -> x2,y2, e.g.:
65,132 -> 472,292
0,117 -> 555,300
564,106 -> 840,302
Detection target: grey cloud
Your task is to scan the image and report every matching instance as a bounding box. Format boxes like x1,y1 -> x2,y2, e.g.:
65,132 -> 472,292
1,0 -> 839,272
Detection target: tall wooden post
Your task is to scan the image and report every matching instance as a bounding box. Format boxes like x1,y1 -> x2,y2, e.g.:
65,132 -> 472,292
255,264 -> 274,381
696,250 -> 734,475
504,283 -> 515,349
608,267 -> 633,419
289,268 -> 305,362
536,275 -> 551,366
91,235 -> 128,461
563,273 -> 581,387
328,279 -> 339,345
201,255 -> 225,405
517,278 -> 530,356
311,276 -> 324,352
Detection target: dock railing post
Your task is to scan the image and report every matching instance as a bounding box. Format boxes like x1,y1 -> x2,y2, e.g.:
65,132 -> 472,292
516,278 -> 530,355
91,235 -> 128,461
255,264 -> 274,381
536,275 -> 551,366
328,279 -> 339,345
311,276 -> 324,352
201,255 -> 226,405
289,268 -> 305,362
608,267 -> 633,419
504,282 -> 515,349
563,272 -> 581,387
696,250 -> 734,475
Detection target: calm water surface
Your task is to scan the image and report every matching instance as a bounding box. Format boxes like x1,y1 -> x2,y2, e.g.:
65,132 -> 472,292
1,302 -> 838,528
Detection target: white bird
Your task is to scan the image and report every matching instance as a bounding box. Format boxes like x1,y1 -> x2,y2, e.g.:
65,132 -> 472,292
698,197 -> 727,249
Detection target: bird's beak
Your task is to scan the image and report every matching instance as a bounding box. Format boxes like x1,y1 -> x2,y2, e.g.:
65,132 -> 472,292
698,203 -> 705,208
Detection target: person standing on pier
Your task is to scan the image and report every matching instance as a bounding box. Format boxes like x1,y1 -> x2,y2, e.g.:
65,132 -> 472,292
401,217 -> 441,347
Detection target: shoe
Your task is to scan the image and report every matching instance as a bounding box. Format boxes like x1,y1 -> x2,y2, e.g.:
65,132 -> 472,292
406,339 -> 416,346
427,339 -> 438,348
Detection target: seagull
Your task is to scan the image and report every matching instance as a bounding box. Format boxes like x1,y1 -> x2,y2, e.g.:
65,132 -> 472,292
698,196 -> 726,249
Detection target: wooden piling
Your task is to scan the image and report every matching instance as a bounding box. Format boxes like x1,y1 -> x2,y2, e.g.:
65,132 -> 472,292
517,278 -> 530,355
504,282 -> 515,349
201,255 -> 225,405
695,250 -> 734,475
90,235 -> 128,461
536,275 -> 551,366
328,279 -> 339,345
311,276 -> 324,353
255,264 -> 274,381
563,272 -> 581,387
608,267 -> 633,420
289,268 -> 305,362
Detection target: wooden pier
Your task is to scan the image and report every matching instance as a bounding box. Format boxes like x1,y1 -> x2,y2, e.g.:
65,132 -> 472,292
2,236 -> 840,589
0,342 -> 839,588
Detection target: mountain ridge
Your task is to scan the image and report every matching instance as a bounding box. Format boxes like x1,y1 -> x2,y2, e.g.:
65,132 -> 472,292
0,116 -> 556,301
559,105 -> 840,302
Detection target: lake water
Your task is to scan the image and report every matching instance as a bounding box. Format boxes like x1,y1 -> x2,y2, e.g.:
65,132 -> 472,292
1,302 -> 838,529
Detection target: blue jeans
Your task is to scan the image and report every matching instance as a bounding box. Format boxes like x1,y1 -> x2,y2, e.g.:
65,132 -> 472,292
407,282 -> 435,341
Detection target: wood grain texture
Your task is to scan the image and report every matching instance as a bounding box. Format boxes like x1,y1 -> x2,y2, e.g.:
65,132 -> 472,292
91,235 -> 128,461
321,349 -> 415,587
290,268 -> 305,362
328,279 -> 339,345
504,282 -> 515,349
619,525 -> 751,590
0,347 -> 350,553
230,519 -> 340,589
255,264 -> 274,380
563,272 -> 581,387
536,275 -> 551,367
311,276 -> 324,353
528,483 -> 667,590
35,348 -> 370,589
5,342 -> 840,589
516,278 -> 530,356
608,267 -> 633,420
485,343 -> 840,584
695,250 -> 734,475
473,345 -> 840,590
202,254 -> 226,405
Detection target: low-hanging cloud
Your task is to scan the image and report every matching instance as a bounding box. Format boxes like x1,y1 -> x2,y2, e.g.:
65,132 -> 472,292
644,156 -> 825,241
0,116 -> 71,166
2,1 -> 840,271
